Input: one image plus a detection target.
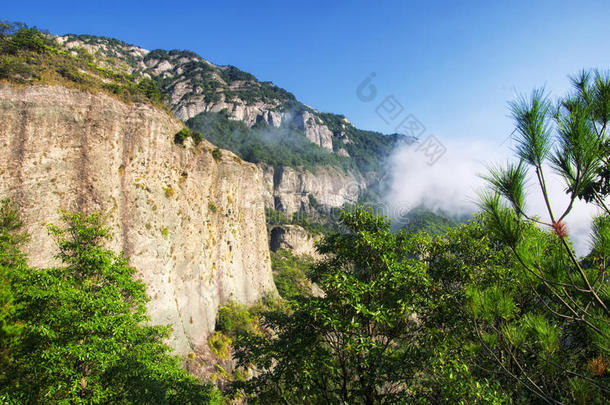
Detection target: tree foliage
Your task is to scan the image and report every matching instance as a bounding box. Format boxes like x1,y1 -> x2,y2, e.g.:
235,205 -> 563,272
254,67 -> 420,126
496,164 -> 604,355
477,69 -> 610,403
0,209 -> 216,404
234,208 -> 434,403
0,200 -> 28,385
233,208 -> 512,404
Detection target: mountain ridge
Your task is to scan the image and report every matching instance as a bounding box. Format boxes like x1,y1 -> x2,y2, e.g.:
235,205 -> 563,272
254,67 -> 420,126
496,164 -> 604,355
57,33 -> 412,183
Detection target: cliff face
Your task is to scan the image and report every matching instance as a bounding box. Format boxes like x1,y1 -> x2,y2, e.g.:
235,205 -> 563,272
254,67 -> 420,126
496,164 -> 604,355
269,225 -> 322,260
54,35 -> 407,220
260,164 -> 365,215
0,84 -> 276,355
57,36 -> 357,155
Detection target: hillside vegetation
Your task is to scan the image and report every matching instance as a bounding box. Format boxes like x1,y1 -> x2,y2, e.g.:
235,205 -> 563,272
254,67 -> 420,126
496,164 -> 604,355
0,22 -> 164,106
227,70 -> 610,404
186,110 -> 355,172
60,30 -> 406,177
0,203 -> 220,403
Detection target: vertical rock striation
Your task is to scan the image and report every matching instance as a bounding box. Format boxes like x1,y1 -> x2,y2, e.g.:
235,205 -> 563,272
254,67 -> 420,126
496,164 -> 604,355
0,84 -> 276,354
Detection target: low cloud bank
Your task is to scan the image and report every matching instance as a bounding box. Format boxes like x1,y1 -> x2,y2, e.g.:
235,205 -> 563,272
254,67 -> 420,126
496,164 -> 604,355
384,138 -> 600,256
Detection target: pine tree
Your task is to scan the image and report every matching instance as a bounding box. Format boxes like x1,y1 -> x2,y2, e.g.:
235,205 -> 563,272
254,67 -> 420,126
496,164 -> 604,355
476,70 -> 610,403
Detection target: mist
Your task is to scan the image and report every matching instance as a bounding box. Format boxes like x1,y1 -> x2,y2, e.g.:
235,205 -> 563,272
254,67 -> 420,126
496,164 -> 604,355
384,138 -> 601,257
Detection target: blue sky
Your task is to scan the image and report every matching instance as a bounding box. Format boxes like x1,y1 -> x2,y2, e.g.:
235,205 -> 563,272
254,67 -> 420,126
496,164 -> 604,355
4,0 -> 610,145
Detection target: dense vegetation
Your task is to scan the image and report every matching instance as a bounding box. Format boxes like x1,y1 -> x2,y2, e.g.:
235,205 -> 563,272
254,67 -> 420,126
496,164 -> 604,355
0,203 -> 218,404
186,111 -> 404,180
401,207 -> 459,235
266,206 -> 348,237
0,22 -> 165,106
187,110 -> 356,172
270,249 -> 315,300
320,111 -> 410,175
225,71 -> 610,403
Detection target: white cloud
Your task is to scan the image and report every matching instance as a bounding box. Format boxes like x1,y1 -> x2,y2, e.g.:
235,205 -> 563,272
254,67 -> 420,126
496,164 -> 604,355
385,137 -> 600,256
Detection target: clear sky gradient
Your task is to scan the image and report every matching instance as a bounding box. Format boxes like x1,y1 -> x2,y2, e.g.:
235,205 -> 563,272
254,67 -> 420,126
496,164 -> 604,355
4,1 -> 610,145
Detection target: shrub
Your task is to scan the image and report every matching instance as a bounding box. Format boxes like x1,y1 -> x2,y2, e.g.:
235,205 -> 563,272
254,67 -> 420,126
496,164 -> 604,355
136,78 -> 163,104
308,193 -> 320,208
174,127 -> 203,146
1,26 -> 49,54
270,249 -> 313,299
208,332 -> 232,360
174,128 -> 190,144
211,148 -> 222,161
163,186 -> 174,198
0,57 -> 33,82
215,301 -> 255,337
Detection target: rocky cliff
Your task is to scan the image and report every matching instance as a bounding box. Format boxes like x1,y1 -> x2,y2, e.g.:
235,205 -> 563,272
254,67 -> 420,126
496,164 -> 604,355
269,225 -> 322,260
52,33 -> 408,236
260,164 -> 365,215
57,35 -> 405,163
0,84 -> 276,355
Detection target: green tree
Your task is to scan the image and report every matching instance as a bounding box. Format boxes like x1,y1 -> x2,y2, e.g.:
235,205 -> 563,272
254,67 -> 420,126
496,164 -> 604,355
409,218 -> 515,404
476,70 -> 610,402
0,200 -> 28,386
232,208 -> 435,404
0,21 -> 50,54
0,210 -> 216,404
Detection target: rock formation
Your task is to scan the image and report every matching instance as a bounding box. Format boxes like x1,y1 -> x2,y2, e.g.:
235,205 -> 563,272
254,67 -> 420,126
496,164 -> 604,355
260,164 -> 365,215
269,224 -> 322,260
0,84 -> 276,355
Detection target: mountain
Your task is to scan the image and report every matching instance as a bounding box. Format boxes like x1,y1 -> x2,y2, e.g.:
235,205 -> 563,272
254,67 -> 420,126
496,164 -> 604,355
56,34 -> 412,216
0,25 -> 410,375
0,27 -> 278,360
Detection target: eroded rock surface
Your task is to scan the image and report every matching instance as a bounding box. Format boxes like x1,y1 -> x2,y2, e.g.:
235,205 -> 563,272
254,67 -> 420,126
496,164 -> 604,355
269,224 -> 322,260
260,164 -> 366,215
0,84 -> 276,354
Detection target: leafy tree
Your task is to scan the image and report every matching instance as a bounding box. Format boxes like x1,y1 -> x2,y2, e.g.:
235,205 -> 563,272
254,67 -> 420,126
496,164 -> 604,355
174,127 -> 203,146
410,218 -> 520,404
476,70 -> 610,402
0,210 -> 216,404
233,208 -> 435,404
0,21 -> 51,54
0,200 -> 28,386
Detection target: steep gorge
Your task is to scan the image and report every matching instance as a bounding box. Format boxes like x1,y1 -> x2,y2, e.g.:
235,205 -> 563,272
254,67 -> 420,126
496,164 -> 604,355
0,83 -> 276,355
